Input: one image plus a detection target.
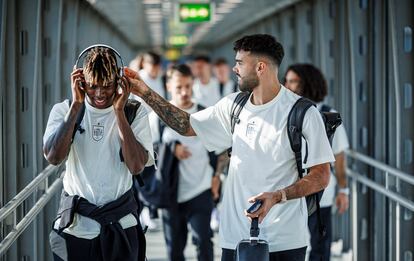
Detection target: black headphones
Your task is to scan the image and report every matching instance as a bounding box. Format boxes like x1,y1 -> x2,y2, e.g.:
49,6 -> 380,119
74,44 -> 124,77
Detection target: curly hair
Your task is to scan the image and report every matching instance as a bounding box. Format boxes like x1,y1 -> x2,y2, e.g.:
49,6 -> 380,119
83,47 -> 119,86
233,34 -> 284,66
285,63 -> 328,103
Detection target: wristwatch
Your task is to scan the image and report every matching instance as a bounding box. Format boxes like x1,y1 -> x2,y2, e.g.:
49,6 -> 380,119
338,187 -> 350,195
279,189 -> 287,203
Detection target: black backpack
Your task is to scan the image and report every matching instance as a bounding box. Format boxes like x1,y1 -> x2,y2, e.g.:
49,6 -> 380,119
229,92 -> 342,236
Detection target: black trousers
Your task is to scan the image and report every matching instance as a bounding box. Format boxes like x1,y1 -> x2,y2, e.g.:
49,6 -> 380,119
308,206 -> 332,261
162,189 -> 214,261
51,225 -> 139,261
221,247 -> 307,261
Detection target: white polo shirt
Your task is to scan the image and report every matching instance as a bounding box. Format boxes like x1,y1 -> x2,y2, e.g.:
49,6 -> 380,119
190,86 -> 335,252
43,100 -> 154,239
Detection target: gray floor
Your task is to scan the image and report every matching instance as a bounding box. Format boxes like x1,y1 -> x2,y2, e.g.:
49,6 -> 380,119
145,225 -> 222,261
145,221 -> 349,261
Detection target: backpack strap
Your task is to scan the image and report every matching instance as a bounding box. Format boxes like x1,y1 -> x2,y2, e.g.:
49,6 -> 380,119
230,92 -> 250,134
287,97 -> 315,179
119,99 -> 145,187
124,99 -> 141,125
68,99 -> 86,143
228,92 -> 250,156
119,99 -> 142,162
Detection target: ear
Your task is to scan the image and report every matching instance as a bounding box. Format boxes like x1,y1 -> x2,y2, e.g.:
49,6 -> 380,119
256,61 -> 266,75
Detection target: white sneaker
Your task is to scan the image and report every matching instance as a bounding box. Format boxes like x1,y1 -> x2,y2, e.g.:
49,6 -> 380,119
140,207 -> 159,232
210,208 -> 220,232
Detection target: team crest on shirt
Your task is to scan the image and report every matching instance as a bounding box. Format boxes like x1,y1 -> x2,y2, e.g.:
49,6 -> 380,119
92,124 -> 104,141
246,121 -> 257,140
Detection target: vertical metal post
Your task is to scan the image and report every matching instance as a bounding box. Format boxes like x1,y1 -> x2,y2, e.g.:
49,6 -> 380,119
0,0 -> 8,231
386,171 -> 393,261
32,0 -> 43,259
346,0 -> 358,259
54,0 -> 63,101
388,1 -> 401,260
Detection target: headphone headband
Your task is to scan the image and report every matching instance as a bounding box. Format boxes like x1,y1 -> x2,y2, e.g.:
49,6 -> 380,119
74,44 -> 124,77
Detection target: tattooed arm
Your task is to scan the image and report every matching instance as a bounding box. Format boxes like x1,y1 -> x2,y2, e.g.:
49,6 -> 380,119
125,67 -> 196,136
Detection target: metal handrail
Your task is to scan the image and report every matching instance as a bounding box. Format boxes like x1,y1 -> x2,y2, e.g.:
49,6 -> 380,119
345,150 -> 414,186
346,168 -> 414,212
0,177 -> 63,256
0,164 -> 62,222
0,164 -> 64,257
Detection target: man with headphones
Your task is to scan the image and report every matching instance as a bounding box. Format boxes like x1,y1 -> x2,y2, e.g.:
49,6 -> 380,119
43,45 -> 154,261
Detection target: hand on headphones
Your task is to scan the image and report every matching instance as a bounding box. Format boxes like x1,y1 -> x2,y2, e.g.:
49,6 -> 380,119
113,75 -> 131,112
71,67 -> 86,105
124,67 -> 150,97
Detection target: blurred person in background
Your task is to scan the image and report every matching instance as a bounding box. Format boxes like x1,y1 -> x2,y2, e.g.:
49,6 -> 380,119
285,63 -> 350,261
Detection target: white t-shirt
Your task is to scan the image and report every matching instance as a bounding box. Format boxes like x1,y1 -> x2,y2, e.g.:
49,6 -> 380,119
162,103 -> 213,203
190,86 -> 335,252
193,77 -> 221,107
43,100 -> 155,239
317,104 -> 350,207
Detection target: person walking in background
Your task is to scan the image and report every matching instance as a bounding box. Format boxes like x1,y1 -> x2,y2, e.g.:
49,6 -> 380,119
285,63 -> 350,261
191,55 -> 221,107
213,57 -> 238,96
160,64 -> 215,261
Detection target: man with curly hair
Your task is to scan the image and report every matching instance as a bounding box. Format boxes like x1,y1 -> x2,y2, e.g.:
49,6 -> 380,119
44,46 -> 154,261
285,63 -> 350,261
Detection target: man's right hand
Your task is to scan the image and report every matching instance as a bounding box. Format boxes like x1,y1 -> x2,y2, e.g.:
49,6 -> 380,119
174,144 -> 192,160
124,67 -> 149,97
71,68 -> 85,104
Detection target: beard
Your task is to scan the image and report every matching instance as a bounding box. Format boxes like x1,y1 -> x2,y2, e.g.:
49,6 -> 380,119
238,74 -> 259,92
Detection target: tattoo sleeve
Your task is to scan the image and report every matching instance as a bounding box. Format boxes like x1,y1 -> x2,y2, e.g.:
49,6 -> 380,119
142,88 -> 194,136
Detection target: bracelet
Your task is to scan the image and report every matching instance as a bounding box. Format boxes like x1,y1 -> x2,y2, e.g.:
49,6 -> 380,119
279,189 -> 287,203
338,187 -> 350,195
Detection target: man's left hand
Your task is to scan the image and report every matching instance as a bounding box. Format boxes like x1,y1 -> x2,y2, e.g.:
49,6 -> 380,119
113,75 -> 131,112
335,193 -> 349,214
244,191 -> 281,223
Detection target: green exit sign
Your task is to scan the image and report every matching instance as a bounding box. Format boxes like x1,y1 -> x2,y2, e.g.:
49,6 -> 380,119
178,3 -> 211,23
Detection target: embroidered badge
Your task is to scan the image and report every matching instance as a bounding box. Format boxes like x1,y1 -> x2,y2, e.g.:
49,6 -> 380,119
246,121 -> 257,140
92,123 -> 104,141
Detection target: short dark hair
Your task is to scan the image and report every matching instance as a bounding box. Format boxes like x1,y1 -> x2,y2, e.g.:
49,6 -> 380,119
166,64 -> 193,81
143,51 -> 161,65
193,55 -> 211,63
233,34 -> 284,67
213,57 -> 228,66
285,63 -> 328,103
